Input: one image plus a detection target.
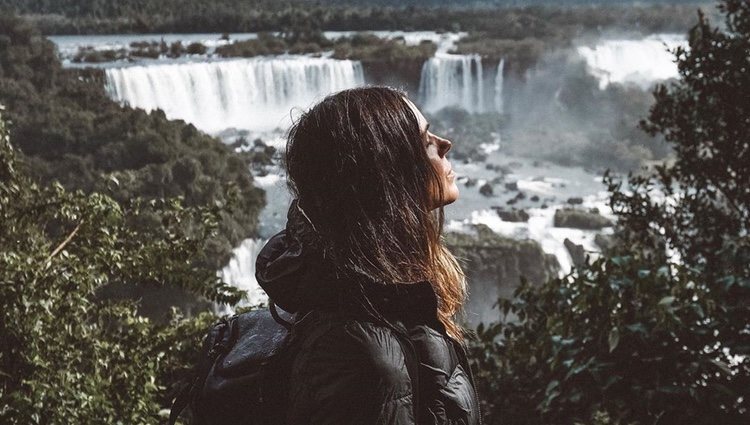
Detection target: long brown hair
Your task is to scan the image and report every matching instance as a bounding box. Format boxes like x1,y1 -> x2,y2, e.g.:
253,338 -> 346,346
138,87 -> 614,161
285,86 -> 466,339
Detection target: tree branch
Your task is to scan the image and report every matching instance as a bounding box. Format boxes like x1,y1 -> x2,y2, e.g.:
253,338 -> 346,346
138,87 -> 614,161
48,221 -> 84,260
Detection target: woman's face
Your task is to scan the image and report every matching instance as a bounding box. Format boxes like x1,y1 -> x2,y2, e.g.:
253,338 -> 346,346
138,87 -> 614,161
404,98 -> 459,208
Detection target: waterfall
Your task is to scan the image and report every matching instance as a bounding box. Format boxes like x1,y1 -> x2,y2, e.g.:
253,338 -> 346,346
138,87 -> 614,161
494,58 -> 505,114
418,53 -> 487,113
219,238 -> 268,308
104,57 -> 365,133
576,34 -> 686,89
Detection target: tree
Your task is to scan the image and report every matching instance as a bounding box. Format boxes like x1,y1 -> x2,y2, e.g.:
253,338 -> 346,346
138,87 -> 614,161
469,2 -> 749,423
0,108 -> 240,423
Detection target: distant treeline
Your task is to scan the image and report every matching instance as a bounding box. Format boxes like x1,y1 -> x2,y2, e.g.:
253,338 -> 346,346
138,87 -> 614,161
0,0 -> 707,34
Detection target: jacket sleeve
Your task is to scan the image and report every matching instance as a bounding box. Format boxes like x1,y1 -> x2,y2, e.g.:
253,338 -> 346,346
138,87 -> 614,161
287,320 -> 416,425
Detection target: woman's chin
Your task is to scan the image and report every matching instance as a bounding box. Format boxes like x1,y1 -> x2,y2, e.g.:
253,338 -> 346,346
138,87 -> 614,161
441,185 -> 460,206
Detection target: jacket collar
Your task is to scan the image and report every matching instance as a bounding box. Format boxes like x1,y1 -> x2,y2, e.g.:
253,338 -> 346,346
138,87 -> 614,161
255,207 -> 441,327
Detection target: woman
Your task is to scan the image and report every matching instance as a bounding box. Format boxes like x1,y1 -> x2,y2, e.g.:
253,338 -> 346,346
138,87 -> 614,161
255,86 -> 481,424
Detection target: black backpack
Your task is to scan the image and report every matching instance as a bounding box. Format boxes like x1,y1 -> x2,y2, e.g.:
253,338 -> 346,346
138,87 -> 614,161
168,301 -> 311,425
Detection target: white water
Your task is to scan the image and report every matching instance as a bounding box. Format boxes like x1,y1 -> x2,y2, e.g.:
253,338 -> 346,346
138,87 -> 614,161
494,59 -> 505,114
577,34 -> 686,89
104,57 -> 364,132
219,238 -> 269,308
418,54 -> 507,114
419,53 -> 487,113
444,148 -> 614,275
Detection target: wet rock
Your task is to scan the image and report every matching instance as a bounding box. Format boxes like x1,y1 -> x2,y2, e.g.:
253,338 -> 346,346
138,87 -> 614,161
567,197 -> 584,205
492,207 -> 529,222
554,208 -> 614,230
594,233 -> 616,253
541,203 -> 549,209
564,238 -> 586,267
467,150 -> 488,163
465,178 -> 477,187
479,183 -> 494,197
530,195 -> 540,202
504,181 -> 518,191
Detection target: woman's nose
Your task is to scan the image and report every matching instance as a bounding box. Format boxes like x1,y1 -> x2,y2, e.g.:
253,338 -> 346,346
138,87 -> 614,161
435,135 -> 452,157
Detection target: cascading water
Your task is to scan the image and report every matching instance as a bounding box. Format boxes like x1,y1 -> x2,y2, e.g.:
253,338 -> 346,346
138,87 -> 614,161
418,53 -> 486,113
104,57 -> 365,133
418,54 -> 507,114
494,58 -> 505,114
219,238 -> 268,309
576,34 -> 686,89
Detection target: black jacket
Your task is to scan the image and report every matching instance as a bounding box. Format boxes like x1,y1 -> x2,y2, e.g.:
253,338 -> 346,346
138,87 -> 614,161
255,218 -> 482,424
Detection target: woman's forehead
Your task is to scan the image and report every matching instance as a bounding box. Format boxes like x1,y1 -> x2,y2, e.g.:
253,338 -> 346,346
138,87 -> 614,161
403,97 -> 428,132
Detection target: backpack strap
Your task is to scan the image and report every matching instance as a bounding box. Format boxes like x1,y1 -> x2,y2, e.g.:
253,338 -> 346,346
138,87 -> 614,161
384,323 -> 421,422
167,316 -> 232,425
167,382 -> 193,425
269,299 -> 292,330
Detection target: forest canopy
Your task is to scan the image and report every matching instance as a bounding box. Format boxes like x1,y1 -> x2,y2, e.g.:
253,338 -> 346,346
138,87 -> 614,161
0,0 -> 705,34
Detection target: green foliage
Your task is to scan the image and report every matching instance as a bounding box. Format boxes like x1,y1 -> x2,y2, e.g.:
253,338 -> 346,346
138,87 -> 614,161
215,31 -> 435,62
0,1 -> 701,36
332,33 -> 437,62
622,0 -> 750,274
0,111 -> 239,423
470,254 -> 746,424
469,1 -> 749,423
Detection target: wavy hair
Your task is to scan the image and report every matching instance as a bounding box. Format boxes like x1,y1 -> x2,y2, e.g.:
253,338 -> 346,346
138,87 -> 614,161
285,86 -> 466,339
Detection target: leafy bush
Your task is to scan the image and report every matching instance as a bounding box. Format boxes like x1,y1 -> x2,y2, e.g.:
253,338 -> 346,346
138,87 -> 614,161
332,33 -> 436,62
186,41 -> 207,55
0,110 -> 240,423
468,2 -> 749,423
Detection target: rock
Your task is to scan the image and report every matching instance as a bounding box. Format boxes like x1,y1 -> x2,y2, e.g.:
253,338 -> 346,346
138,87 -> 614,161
467,150 -> 488,163
554,208 -> 614,230
514,191 -> 526,201
541,203 -> 548,209
504,181 -> 518,191
567,197 -> 584,205
479,183 -> 494,197
491,176 -> 505,185
530,195 -> 540,202
564,238 -> 586,267
465,178 -> 477,187
496,165 -> 513,175
445,225 -> 559,326
493,208 -> 529,222
594,233 -> 616,253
